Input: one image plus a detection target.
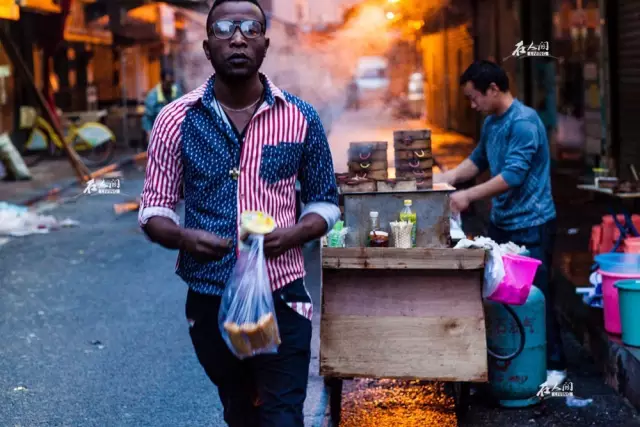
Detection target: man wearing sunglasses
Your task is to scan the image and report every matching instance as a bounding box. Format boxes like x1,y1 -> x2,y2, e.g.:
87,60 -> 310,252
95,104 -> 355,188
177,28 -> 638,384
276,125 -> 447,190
138,0 -> 340,426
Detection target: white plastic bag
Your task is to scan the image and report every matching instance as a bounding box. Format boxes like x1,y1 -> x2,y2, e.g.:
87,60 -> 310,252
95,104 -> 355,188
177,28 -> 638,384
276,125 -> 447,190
454,237 -> 505,298
218,235 -> 281,360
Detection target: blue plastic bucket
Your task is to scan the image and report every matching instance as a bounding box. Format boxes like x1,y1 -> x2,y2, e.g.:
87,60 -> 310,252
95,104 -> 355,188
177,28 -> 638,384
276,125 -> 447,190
614,280 -> 640,347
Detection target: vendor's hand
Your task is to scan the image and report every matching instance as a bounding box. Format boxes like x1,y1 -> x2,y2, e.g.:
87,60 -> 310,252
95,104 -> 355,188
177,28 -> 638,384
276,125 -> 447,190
450,190 -> 471,213
180,229 -> 232,263
263,228 -> 297,259
434,171 -> 453,186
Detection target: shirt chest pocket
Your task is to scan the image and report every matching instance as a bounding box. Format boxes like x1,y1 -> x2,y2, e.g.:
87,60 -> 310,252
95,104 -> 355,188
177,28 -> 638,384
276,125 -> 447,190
260,142 -> 304,185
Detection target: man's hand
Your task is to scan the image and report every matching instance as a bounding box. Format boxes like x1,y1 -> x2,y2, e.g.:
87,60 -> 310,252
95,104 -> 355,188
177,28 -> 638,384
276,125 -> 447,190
434,172 -> 453,186
450,190 -> 471,213
263,228 -> 297,259
180,229 -> 232,263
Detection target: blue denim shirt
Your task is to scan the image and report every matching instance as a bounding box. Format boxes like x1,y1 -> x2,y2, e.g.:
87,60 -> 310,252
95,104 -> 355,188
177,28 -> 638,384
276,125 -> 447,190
469,99 -> 556,230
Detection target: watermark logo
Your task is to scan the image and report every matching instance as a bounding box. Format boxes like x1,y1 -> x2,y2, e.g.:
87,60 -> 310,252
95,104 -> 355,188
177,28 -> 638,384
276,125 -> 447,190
537,381 -> 574,399
83,178 -> 121,195
505,41 -> 558,60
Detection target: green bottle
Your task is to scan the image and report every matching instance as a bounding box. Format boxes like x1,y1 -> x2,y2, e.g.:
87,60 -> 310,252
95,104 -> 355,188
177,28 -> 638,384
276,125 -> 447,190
399,199 -> 417,247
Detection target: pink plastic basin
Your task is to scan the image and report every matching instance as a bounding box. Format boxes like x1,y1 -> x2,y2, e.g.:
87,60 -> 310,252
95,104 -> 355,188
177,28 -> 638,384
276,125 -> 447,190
599,270 -> 640,335
487,253 -> 542,306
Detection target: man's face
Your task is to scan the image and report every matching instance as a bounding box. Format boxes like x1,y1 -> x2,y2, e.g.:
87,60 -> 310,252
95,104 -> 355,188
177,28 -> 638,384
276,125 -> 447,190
463,81 -> 499,114
203,2 -> 269,82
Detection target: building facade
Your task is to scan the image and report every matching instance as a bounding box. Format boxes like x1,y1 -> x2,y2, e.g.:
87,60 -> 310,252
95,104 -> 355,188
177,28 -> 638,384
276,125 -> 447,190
418,0 -> 618,178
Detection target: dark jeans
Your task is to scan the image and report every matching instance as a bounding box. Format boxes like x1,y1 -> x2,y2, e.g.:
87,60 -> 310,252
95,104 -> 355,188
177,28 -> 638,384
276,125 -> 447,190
185,279 -> 312,427
488,219 -> 567,371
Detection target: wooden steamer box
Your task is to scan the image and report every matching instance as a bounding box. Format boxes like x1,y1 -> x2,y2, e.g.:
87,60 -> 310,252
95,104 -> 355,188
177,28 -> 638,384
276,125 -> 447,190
320,247 -> 488,382
394,129 -> 433,189
347,141 -> 388,181
338,142 -> 388,194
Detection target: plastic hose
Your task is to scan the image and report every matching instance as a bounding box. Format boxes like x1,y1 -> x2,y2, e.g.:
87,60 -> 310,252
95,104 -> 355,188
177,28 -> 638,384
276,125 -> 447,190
487,303 -> 526,361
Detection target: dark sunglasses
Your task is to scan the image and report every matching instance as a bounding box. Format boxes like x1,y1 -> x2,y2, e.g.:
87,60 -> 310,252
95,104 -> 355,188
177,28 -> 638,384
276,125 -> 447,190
208,20 -> 264,40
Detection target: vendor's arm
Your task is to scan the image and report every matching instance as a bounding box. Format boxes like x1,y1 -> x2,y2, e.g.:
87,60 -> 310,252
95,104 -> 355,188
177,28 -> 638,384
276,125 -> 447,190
436,120 -> 489,186
451,120 -> 539,212
264,108 -> 340,258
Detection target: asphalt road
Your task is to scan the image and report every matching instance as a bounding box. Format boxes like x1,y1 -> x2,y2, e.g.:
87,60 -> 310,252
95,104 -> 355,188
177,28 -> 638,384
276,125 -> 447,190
0,169 -> 327,427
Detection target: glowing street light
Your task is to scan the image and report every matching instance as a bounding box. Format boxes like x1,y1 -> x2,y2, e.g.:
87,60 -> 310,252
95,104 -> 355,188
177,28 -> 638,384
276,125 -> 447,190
386,11 -> 395,20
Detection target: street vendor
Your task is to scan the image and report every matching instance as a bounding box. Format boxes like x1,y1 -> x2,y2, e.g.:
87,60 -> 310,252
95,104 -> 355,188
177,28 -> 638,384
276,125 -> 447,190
138,0 -> 340,425
435,60 -> 567,387
141,69 -> 183,151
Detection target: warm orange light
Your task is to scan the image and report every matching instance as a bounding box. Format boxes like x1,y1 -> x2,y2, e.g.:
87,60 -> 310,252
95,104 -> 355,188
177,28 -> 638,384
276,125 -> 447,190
386,11 -> 395,20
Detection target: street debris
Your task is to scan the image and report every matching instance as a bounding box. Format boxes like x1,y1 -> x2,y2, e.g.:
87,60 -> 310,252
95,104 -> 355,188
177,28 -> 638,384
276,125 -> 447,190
114,199 -> 140,215
0,202 -> 79,237
12,386 -> 28,392
565,396 -> 593,407
90,340 -> 105,350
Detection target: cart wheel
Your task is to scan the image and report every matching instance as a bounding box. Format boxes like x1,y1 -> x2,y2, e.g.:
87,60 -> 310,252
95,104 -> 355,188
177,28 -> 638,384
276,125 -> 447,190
444,382 -> 471,424
451,382 -> 471,425
325,378 -> 343,427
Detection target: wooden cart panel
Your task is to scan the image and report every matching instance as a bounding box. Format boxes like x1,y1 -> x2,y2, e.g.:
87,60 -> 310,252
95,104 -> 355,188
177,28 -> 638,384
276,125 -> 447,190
320,248 -> 488,383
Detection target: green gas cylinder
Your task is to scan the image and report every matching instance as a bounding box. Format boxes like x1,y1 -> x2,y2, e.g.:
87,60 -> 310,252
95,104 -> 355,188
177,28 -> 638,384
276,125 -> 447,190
484,285 -> 547,407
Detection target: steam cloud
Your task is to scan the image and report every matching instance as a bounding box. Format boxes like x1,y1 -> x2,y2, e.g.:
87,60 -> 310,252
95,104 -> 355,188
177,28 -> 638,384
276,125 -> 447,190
175,2 -> 394,132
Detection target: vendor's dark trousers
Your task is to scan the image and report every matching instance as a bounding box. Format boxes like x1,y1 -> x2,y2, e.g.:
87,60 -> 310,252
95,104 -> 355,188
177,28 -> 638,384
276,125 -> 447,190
185,279 -> 312,427
488,219 -> 567,371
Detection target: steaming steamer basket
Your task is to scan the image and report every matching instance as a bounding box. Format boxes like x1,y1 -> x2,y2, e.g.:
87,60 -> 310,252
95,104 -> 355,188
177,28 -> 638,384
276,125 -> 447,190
348,141 -> 388,161
339,179 -> 377,194
395,149 -> 432,161
393,129 -> 432,151
348,150 -> 387,162
395,158 -> 434,170
348,160 -> 388,173
376,179 -> 417,192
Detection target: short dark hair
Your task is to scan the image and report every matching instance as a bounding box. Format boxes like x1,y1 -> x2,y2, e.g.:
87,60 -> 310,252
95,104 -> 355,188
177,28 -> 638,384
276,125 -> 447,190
459,60 -> 509,93
207,0 -> 267,30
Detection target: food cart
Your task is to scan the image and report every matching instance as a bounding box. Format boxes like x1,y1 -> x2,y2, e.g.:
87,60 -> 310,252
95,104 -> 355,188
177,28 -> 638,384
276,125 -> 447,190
321,133 -> 488,425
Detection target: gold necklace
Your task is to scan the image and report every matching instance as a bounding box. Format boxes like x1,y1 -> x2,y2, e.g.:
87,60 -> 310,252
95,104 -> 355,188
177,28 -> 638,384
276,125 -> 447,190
218,97 -> 261,112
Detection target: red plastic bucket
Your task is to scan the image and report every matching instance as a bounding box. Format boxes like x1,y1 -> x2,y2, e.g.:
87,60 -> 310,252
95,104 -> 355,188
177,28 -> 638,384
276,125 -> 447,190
624,237 -> 640,254
487,253 -> 542,306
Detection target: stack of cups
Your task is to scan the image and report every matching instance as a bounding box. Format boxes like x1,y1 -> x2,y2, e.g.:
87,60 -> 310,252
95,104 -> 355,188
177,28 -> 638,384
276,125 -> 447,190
390,221 -> 414,248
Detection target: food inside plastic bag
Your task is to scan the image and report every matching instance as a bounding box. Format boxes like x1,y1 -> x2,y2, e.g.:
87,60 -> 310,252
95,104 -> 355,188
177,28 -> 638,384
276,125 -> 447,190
219,233 -> 281,359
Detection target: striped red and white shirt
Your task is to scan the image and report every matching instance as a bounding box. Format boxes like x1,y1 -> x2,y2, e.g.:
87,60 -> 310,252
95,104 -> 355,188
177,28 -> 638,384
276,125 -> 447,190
139,74 -> 340,320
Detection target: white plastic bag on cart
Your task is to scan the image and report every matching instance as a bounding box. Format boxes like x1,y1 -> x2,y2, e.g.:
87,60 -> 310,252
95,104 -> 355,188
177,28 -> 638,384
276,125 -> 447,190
218,235 -> 281,359
454,237 -> 505,298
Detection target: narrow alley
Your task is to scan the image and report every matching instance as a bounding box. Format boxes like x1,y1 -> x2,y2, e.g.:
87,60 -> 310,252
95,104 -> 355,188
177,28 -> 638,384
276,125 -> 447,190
1,107 -> 639,427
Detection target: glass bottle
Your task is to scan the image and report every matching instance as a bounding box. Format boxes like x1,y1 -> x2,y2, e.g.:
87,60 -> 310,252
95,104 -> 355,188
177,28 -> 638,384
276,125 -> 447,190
368,211 -> 389,247
399,200 -> 417,247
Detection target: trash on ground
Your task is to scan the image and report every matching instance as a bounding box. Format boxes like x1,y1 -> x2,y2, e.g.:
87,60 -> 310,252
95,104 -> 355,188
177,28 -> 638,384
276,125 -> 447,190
566,396 -> 593,407
12,386 -> 28,392
0,202 -> 79,237
114,200 -> 140,215
90,340 -> 105,350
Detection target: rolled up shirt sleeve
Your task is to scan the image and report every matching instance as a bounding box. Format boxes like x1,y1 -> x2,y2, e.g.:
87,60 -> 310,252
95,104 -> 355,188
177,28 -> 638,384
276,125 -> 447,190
138,106 -> 184,228
298,108 -> 340,232
502,120 -> 539,188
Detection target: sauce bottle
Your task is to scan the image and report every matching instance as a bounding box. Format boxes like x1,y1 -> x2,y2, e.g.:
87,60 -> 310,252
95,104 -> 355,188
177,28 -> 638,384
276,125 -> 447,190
368,211 -> 389,247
